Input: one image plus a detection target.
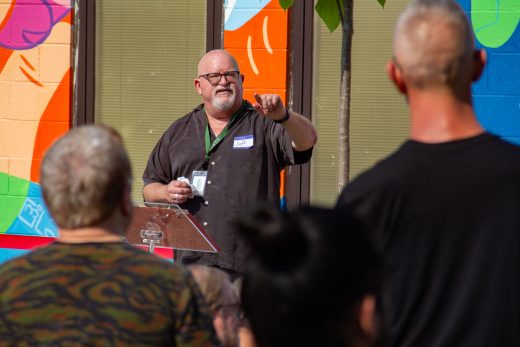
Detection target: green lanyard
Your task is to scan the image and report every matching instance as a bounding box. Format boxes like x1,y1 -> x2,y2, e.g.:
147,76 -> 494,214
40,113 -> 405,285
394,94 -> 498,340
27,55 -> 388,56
204,102 -> 246,164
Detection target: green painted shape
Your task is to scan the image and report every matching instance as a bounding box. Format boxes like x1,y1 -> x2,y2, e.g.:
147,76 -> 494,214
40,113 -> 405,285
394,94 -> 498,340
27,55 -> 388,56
0,172 -> 7,195
0,173 -> 30,233
8,175 -> 30,196
472,0 -> 520,48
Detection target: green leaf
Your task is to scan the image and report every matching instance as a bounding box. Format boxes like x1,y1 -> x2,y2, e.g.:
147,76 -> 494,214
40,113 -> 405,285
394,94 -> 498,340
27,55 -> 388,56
377,0 -> 386,8
315,0 -> 344,32
279,0 -> 294,10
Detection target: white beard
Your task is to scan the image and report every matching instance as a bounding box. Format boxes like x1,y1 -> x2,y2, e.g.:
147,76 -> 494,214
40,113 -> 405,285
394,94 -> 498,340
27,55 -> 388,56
212,91 -> 236,110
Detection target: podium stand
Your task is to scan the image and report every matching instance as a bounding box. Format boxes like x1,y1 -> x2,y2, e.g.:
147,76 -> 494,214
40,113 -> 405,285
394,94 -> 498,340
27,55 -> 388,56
125,202 -> 219,255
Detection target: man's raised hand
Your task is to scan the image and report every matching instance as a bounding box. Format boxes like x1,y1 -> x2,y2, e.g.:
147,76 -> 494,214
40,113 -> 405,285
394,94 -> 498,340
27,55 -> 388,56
253,93 -> 286,121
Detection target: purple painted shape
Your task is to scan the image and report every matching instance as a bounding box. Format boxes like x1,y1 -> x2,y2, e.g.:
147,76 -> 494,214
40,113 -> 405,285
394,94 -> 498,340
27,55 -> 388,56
0,0 -> 71,50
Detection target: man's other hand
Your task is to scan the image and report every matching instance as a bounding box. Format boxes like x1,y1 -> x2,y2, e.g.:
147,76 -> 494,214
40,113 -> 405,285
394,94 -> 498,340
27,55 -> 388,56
165,180 -> 192,204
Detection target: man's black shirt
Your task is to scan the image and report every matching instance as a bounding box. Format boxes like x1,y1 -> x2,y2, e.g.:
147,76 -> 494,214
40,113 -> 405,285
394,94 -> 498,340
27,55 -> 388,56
144,103 -> 312,272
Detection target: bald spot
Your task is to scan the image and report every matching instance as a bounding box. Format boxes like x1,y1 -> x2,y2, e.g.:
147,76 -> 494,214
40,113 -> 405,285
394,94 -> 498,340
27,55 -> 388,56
197,49 -> 240,76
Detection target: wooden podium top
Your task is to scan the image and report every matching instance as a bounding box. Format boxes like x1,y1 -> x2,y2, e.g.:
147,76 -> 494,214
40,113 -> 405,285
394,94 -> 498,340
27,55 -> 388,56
125,203 -> 219,253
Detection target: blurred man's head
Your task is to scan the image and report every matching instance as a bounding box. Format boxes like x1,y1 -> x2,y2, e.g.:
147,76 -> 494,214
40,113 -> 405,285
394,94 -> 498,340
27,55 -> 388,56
235,206 -> 383,347
41,125 -> 132,230
195,49 -> 244,112
390,0 -> 484,92
189,265 -> 240,347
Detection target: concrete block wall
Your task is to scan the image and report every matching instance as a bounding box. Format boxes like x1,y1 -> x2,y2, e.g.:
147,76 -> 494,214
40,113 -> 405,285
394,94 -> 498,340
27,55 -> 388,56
0,0 -> 72,260
457,0 -> 520,144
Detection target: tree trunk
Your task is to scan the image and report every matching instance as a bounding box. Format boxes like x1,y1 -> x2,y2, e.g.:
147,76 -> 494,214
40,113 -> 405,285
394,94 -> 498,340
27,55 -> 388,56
337,0 -> 353,191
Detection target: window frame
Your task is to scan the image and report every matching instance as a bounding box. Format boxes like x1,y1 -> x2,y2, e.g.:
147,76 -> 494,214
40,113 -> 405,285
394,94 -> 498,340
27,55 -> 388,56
73,0 -> 223,126
286,1 -> 314,207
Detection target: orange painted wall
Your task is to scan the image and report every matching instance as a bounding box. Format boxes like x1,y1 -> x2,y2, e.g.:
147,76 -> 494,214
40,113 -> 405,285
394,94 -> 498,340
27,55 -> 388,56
224,0 -> 288,104
0,0 -> 72,259
223,0 -> 290,206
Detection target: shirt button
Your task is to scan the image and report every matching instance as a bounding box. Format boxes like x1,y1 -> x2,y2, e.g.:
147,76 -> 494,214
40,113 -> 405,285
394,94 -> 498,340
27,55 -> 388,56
207,180 -> 212,185
203,222 -> 208,226
211,161 -> 216,166
204,201 -> 209,206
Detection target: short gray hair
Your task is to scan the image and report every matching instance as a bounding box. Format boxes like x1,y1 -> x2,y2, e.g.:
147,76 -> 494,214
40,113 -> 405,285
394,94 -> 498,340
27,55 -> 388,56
393,0 -> 474,88
41,125 -> 132,228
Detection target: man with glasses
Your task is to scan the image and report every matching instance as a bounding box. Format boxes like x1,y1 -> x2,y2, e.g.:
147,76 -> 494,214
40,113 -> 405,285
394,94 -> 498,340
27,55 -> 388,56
143,49 -> 317,277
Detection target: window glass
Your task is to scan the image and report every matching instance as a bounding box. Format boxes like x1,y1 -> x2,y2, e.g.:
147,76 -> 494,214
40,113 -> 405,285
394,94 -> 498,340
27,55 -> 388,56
95,0 -> 207,203
310,0 -> 408,207
310,17 -> 341,207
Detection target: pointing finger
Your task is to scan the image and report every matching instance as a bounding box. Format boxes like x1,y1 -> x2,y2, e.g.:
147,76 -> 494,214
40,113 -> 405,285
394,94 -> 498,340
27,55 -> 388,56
253,102 -> 262,113
253,93 -> 263,105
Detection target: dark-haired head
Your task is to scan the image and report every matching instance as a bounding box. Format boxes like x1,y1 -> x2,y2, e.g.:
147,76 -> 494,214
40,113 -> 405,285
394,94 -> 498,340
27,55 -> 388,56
235,206 -> 382,347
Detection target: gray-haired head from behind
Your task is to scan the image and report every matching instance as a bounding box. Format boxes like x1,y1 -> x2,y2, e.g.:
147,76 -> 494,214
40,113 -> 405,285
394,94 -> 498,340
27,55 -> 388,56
40,125 -> 132,229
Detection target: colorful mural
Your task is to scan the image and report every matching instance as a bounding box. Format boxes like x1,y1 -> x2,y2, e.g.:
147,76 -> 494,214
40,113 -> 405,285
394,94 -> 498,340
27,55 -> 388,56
459,0 -> 520,144
3,1 -> 514,263
224,0 -> 288,104
0,0 -> 72,260
224,0 -> 289,208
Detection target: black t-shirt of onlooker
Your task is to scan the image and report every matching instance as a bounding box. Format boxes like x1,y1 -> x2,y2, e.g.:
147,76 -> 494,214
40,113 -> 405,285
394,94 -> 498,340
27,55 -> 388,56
337,133 -> 520,347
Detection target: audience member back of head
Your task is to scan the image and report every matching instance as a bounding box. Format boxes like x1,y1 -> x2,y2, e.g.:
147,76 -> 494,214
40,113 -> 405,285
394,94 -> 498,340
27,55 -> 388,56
0,125 -> 219,347
337,0 -> 520,346
235,206 -> 383,347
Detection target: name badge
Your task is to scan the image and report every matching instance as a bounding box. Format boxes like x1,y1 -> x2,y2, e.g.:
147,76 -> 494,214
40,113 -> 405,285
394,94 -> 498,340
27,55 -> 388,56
191,171 -> 207,196
233,135 -> 254,149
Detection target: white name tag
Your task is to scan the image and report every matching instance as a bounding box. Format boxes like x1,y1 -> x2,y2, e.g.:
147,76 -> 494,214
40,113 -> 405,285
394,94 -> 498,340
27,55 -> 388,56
233,135 -> 254,149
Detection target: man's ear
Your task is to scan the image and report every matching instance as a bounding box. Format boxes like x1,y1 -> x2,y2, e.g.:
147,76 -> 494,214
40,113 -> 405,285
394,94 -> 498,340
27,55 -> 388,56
387,60 -> 407,94
472,49 -> 487,82
358,294 -> 378,341
194,78 -> 202,95
240,74 -> 245,83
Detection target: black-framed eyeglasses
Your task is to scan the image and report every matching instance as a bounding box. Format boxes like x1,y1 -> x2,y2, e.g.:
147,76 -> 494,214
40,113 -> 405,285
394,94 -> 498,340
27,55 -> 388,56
199,71 -> 240,86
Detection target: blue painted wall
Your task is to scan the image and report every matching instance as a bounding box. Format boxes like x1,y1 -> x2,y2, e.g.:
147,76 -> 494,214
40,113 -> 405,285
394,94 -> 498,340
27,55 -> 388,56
458,0 -> 520,144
